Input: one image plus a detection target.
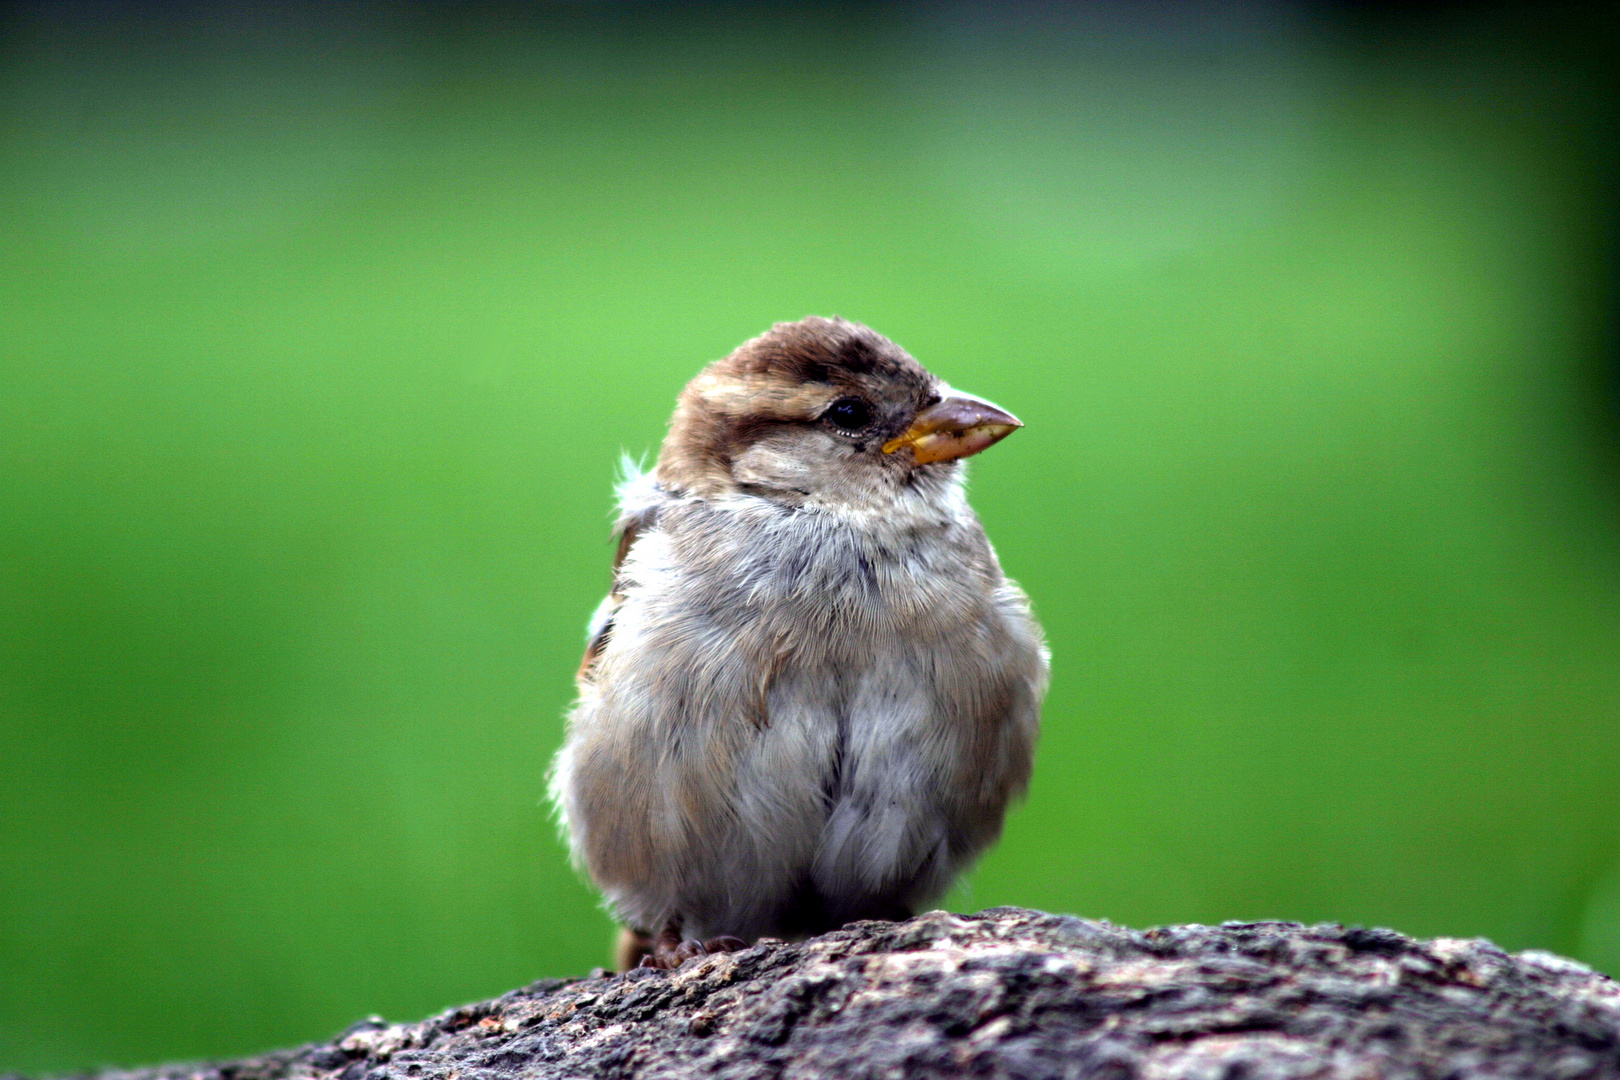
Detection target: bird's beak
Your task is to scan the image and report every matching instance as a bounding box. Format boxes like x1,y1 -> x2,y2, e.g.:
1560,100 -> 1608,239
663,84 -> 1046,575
881,389 -> 1023,465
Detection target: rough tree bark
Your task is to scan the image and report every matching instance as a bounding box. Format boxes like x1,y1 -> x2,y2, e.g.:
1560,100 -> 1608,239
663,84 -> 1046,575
47,908 -> 1620,1080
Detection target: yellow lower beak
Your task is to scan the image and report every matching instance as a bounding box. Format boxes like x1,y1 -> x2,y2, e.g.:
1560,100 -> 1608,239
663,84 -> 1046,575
881,391 -> 1023,465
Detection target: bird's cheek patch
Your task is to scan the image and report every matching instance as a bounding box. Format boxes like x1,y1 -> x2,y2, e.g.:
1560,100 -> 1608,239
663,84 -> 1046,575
732,441 -> 817,490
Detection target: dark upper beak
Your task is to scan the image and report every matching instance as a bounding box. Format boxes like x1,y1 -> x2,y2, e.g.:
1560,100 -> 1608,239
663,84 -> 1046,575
881,388 -> 1023,465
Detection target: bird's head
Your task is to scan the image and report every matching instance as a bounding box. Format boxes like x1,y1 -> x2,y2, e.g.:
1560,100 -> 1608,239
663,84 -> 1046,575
657,317 -> 1021,511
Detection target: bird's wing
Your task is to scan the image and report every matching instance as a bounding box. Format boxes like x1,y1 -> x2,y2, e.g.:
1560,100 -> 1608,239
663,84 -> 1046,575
576,504 -> 657,685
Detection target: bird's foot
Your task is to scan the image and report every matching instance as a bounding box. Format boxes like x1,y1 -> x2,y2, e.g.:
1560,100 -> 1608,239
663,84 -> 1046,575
637,922 -> 747,970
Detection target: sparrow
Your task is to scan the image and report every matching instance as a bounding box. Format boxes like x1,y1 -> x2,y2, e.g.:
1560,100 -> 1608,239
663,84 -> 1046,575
549,316 -> 1048,970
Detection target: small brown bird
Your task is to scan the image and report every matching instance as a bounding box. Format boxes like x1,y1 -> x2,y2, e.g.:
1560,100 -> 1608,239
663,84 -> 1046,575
550,317 -> 1048,970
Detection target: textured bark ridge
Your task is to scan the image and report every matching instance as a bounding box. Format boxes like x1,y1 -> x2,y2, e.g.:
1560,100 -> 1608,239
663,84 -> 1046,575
68,908 -> 1620,1080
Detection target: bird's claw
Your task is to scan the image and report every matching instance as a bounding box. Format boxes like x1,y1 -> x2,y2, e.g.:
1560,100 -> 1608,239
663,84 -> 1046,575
638,933 -> 747,970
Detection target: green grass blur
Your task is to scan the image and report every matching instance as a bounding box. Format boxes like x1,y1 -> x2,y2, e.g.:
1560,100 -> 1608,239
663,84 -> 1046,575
1,2 -> 1617,1074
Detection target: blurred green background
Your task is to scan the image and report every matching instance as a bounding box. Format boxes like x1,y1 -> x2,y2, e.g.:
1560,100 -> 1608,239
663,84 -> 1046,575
1,0 -> 1617,1073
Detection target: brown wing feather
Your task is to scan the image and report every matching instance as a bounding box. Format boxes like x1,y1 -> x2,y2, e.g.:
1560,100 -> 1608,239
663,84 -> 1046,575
576,507 -> 656,685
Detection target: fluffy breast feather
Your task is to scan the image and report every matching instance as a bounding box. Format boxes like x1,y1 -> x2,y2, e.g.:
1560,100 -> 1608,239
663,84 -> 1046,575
553,467 -> 1046,940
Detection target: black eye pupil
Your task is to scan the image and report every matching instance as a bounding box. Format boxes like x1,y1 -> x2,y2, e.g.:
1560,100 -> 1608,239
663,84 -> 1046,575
825,397 -> 872,432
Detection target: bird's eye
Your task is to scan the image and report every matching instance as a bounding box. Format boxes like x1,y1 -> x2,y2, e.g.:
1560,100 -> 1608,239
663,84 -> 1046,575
823,396 -> 873,432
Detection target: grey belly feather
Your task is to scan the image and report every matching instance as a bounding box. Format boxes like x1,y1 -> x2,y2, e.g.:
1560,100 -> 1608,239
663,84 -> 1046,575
551,484 -> 1047,943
